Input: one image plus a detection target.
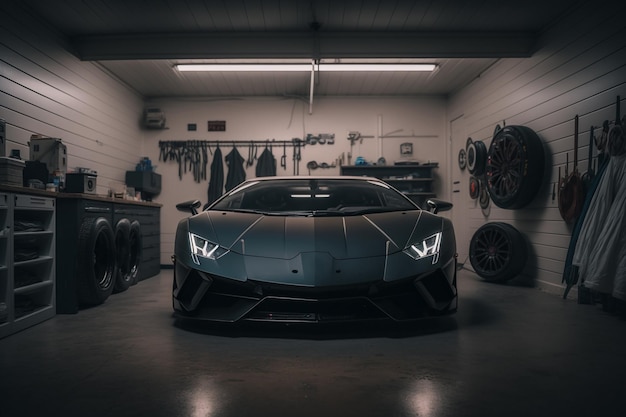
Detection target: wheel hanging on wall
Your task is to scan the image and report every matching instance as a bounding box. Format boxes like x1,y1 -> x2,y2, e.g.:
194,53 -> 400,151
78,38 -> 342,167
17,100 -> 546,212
469,222 -> 528,282
467,140 -> 487,176
479,180 -> 490,209
485,125 -> 545,209
466,138 -> 475,171
478,181 -> 490,209
479,180 -> 491,217
458,148 -> 467,170
77,216 -> 116,305
469,176 -> 480,199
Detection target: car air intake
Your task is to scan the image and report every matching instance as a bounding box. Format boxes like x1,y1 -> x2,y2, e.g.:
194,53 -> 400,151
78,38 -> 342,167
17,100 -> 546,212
176,269 -> 212,312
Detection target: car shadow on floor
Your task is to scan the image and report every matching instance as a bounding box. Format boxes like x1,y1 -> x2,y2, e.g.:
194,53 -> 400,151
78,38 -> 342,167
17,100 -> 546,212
172,315 -> 462,340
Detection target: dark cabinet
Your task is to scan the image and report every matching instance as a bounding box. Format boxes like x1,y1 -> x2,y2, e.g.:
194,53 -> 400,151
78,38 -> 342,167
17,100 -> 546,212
56,195 -> 161,313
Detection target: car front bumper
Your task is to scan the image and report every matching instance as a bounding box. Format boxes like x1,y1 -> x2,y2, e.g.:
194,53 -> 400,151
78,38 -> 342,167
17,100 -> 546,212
172,256 -> 457,323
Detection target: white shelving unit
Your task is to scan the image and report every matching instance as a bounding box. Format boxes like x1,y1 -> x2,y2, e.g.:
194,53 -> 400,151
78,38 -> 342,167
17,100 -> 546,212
0,193 -> 10,330
0,192 -> 55,339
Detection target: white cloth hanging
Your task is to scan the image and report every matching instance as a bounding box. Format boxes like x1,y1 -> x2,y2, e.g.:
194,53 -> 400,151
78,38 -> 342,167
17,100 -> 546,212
572,154 -> 626,300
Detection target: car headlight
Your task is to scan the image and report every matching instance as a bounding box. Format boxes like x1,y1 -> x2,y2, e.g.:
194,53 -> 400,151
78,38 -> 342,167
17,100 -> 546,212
189,233 -> 229,264
404,232 -> 442,264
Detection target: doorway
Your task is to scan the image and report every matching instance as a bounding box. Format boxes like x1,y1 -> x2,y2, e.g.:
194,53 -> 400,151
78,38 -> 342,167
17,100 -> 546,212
449,116 -> 470,265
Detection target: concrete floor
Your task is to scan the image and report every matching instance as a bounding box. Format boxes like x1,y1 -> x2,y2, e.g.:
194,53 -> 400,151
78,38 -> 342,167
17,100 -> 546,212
1,268 -> 625,417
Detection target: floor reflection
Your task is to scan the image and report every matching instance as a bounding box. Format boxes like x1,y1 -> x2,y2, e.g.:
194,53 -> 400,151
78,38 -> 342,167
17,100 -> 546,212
405,378 -> 441,417
186,377 -> 221,417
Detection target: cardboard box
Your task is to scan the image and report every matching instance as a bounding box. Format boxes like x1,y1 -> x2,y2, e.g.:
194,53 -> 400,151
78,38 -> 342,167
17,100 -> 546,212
29,136 -> 67,175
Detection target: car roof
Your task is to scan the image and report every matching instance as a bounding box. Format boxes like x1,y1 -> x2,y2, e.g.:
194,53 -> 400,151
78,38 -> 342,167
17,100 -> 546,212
244,176 -> 381,181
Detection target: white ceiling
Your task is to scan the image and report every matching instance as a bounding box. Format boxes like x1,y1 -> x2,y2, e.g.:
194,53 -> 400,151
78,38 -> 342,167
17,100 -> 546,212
15,0 -> 582,99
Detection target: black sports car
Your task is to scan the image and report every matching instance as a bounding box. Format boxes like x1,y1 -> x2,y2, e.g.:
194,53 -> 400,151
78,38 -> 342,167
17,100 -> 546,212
173,176 -> 457,323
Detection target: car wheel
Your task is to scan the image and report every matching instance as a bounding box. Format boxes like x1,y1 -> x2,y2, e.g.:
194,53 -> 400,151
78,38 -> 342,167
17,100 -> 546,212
467,140 -> 487,176
469,222 -> 527,282
485,125 -> 545,209
458,148 -> 467,170
469,176 -> 480,199
113,219 -> 133,293
128,220 -> 142,285
77,217 -> 116,305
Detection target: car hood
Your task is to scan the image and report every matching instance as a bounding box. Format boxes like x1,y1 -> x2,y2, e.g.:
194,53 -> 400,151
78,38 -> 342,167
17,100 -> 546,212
188,210 -> 444,259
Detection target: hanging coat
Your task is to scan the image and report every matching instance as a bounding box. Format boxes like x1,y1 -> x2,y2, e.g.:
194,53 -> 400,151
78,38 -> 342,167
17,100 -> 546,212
256,147 -> 277,177
207,146 -> 224,205
225,146 -> 246,191
572,154 -> 626,300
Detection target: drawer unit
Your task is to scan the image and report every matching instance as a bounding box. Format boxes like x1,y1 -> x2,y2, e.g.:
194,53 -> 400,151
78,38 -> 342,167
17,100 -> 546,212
0,192 -> 55,339
0,193 -> 9,329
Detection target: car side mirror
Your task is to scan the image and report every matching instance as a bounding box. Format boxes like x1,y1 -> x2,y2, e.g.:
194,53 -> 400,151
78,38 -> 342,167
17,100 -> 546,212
176,200 -> 202,215
426,198 -> 453,214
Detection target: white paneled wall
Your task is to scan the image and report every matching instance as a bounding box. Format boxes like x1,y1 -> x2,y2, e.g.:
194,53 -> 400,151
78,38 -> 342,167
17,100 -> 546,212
145,96 -> 448,265
0,3 -> 145,193
447,1 -> 626,296
2,0 -> 624,298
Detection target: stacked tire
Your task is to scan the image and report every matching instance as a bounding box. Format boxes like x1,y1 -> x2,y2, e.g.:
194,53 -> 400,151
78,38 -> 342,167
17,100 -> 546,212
77,217 -> 142,306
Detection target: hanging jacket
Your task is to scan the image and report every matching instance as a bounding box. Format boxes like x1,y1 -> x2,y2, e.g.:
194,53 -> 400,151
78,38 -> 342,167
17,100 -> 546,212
256,146 -> 277,177
573,154 -> 626,299
207,146 -> 224,205
225,146 -> 246,191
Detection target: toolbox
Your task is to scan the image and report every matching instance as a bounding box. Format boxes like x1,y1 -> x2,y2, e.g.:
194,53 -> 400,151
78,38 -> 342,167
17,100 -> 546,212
65,172 -> 97,194
0,156 -> 25,187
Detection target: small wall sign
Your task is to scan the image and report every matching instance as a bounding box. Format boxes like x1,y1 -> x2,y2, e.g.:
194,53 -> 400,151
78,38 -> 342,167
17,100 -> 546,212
400,142 -> 413,155
208,121 -> 226,131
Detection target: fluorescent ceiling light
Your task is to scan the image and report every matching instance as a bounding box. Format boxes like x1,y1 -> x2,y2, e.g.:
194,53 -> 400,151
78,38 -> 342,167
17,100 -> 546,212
320,64 -> 436,72
175,63 -> 437,72
177,64 -> 312,72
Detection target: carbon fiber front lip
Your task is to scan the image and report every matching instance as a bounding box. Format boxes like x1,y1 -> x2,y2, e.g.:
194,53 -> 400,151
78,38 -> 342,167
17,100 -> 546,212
173,264 -> 457,323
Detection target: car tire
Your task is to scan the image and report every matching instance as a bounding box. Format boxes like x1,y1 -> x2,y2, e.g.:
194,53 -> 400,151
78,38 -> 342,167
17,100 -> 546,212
469,222 -> 527,282
467,140 -> 487,176
77,216 -> 116,305
113,219 -> 132,293
485,125 -> 545,209
128,220 -> 142,285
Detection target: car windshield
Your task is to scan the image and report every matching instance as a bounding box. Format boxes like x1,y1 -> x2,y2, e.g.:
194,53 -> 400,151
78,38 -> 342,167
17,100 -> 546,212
210,178 -> 418,215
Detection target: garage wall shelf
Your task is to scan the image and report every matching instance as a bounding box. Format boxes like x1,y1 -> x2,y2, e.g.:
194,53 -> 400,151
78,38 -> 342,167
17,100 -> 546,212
340,163 -> 438,206
0,193 -> 9,333
0,192 -> 56,339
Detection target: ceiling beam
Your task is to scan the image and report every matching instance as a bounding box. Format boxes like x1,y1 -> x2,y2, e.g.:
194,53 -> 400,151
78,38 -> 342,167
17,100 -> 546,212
72,31 -> 537,60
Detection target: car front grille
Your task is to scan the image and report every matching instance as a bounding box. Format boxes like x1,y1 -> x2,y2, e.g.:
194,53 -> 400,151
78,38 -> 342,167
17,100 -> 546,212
174,265 -> 457,323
